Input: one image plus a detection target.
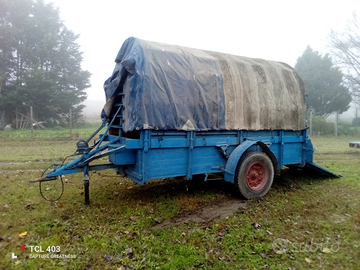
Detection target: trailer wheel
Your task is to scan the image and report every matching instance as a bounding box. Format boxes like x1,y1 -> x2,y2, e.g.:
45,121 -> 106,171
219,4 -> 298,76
235,151 -> 274,199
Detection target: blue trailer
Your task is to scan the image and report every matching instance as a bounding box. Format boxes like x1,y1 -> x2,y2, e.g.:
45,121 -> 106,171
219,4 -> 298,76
30,37 -> 338,203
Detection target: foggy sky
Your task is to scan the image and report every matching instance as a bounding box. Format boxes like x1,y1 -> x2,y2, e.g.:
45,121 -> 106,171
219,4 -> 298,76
46,0 -> 360,101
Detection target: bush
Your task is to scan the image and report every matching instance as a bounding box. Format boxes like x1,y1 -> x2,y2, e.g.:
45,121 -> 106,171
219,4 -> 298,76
352,117 -> 360,127
310,116 -> 360,136
338,125 -> 360,136
312,116 -> 335,135
337,124 -> 351,135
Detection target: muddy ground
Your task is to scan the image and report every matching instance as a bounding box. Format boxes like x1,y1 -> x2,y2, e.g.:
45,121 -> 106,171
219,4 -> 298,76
149,196 -> 248,230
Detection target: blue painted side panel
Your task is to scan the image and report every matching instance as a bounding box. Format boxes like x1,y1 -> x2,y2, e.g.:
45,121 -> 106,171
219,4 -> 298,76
192,147 -> 227,174
105,128 -> 337,185
125,151 -> 144,184
108,147 -> 135,165
283,143 -> 303,165
147,148 -> 188,179
125,146 -> 228,182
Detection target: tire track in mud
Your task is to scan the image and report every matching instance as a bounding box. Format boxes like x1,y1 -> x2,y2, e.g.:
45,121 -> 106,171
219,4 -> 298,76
0,161 -> 47,174
0,169 -> 43,174
147,197 -> 248,231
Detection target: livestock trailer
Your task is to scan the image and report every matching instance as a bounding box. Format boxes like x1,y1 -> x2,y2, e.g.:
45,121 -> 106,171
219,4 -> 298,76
31,37 -> 338,203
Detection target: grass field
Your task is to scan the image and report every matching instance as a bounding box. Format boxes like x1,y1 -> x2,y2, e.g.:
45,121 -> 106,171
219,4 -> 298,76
0,127 -> 359,269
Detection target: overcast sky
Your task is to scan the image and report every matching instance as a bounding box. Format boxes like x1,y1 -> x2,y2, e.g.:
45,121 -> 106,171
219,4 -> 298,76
46,0 -> 360,101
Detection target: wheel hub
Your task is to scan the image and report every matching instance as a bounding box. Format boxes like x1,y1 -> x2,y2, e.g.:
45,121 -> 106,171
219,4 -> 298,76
246,161 -> 268,191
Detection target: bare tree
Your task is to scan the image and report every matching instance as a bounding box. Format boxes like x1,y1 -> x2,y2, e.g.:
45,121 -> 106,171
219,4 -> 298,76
328,12 -> 360,104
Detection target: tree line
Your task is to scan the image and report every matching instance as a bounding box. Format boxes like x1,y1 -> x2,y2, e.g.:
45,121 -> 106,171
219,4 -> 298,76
295,12 -> 359,119
0,0 -> 90,127
0,0 -> 359,128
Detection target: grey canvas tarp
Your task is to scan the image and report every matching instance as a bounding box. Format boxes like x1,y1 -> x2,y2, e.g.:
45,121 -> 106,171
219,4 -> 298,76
102,37 -> 306,132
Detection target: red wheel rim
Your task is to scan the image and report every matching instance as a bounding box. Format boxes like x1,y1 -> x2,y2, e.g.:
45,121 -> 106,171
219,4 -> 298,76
246,161 -> 269,191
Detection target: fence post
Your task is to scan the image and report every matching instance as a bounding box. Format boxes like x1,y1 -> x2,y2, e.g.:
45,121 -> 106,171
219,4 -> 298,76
309,108 -> 313,137
69,108 -> 72,137
30,106 -> 34,138
16,108 -> 18,129
334,111 -> 339,136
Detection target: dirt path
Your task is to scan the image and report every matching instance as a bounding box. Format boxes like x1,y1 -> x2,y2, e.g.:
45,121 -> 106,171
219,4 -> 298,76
150,197 -> 247,230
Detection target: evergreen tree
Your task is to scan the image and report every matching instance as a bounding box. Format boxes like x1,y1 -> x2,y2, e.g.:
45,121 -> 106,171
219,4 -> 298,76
0,0 -> 91,127
295,46 -> 351,118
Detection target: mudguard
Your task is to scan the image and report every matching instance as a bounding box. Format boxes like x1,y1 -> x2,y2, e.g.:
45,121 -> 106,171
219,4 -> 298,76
224,140 -> 258,183
224,140 -> 280,184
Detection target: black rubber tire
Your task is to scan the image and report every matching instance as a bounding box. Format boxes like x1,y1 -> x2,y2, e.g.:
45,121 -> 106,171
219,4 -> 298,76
234,151 -> 274,199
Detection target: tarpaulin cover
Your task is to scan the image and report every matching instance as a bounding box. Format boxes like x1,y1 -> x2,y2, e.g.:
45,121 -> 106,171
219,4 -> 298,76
102,37 -> 306,132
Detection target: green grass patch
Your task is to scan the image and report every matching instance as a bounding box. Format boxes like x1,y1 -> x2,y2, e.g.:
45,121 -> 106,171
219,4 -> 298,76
0,132 -> 359,269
